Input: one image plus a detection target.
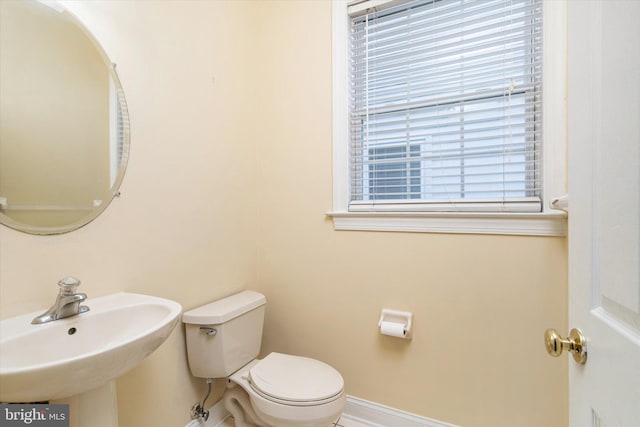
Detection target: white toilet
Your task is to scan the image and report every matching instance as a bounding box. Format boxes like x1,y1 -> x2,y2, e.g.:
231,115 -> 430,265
183,290 -> 346,427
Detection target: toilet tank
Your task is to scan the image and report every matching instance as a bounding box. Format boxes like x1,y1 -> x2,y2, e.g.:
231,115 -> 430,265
182,290 -> 266,378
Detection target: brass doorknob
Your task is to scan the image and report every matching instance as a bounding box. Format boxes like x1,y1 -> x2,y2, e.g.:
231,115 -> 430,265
544,328 -> 587,365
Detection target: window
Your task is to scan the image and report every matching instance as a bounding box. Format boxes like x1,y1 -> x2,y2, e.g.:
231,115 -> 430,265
330,0 -> 567,235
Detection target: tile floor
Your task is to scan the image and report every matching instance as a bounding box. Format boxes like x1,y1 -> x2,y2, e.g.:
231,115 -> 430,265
219,415 -> 371,427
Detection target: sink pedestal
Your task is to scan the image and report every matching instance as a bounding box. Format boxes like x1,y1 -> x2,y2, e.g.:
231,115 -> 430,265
52,380 -> 119,427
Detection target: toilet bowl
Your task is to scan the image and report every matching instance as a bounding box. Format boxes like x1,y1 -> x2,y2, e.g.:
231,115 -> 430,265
182,291 -> 346,427
226,355 -> 345,427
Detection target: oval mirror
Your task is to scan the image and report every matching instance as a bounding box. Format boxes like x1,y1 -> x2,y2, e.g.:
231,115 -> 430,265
0,0 -> 130,235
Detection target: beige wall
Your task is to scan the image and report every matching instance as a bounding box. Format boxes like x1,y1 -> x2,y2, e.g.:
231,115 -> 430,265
0,1 -> 568,427
251,2 -> 567,427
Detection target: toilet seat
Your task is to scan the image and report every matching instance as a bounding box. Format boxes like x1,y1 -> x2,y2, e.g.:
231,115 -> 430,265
248,352 -> 344,407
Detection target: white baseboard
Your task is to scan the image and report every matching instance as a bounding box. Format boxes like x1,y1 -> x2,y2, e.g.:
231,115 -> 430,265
184,400 -> 230,427
341,395 -> 459,427
184,395 -> 458,427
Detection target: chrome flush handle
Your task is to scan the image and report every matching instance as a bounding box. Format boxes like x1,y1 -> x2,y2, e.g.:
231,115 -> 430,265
199,327 -> 217,336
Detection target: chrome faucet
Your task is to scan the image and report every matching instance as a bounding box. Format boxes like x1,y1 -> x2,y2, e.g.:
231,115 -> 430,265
31,277 -> 89,324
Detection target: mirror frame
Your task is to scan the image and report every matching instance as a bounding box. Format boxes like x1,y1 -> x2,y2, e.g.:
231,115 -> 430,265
0,2 -> 130,235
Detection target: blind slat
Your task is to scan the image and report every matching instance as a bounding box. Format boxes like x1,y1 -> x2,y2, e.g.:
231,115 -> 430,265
350,0 -> 540,36
352,77 -> 541,111
352,89 -> 542,119
351,54 -> 542,91
351,13 -> 542,62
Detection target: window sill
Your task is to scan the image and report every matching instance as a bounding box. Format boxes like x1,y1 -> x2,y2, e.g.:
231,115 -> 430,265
326,211 -> 567,236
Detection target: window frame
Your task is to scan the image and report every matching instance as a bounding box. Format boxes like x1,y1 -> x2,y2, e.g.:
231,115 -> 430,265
328,0 -> 567,236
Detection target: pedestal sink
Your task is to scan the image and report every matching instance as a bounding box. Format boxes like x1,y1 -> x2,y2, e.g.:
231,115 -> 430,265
0,292 -> 182,427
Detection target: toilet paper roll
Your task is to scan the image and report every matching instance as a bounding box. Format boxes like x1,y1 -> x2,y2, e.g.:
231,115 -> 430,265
379,321 -> 407,338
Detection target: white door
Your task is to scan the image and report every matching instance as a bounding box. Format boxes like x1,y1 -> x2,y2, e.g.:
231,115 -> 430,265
566,1 -> 640,426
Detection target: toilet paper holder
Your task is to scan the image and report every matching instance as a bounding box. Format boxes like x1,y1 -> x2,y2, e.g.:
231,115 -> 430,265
378,309 -> 413,339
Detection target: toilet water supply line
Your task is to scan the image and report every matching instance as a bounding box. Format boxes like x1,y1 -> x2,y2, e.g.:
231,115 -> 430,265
191,378 -> 213,421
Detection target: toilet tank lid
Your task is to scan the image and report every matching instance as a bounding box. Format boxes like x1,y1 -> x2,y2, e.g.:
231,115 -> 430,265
182,290 -> 266,325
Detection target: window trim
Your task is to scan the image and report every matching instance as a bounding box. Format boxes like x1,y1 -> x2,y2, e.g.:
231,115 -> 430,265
328,0 -> 567,236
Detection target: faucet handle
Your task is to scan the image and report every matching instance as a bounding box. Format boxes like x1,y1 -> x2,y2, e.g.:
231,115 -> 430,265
58,277 -> 81,294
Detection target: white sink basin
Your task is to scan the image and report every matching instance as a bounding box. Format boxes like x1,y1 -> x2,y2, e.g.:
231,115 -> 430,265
0,292 -> 182,402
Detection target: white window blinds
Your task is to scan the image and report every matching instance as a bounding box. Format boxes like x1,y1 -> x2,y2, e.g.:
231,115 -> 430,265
348,0 -> 543,212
